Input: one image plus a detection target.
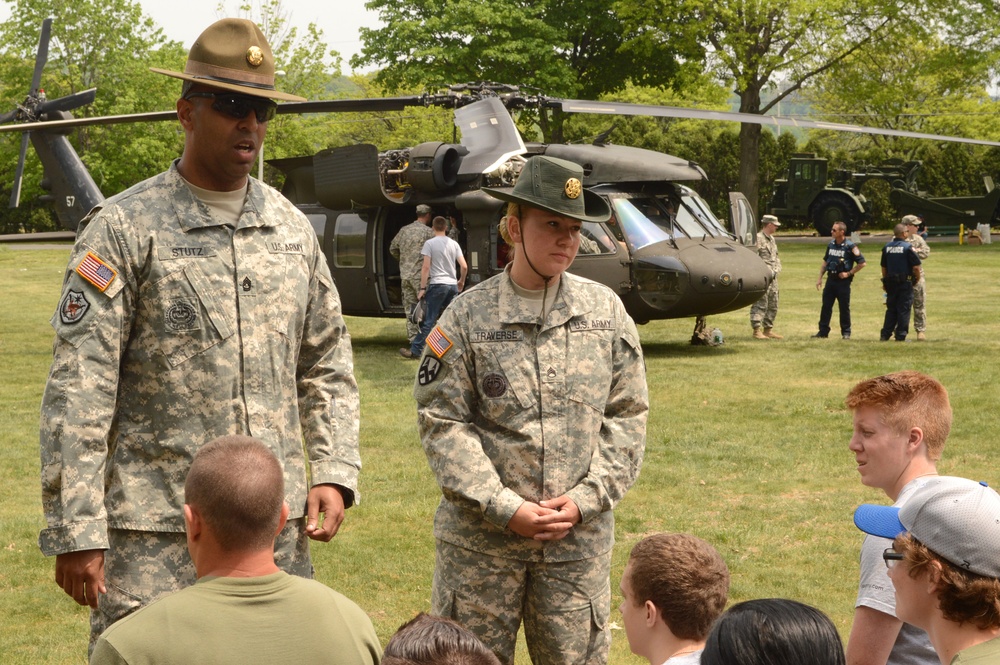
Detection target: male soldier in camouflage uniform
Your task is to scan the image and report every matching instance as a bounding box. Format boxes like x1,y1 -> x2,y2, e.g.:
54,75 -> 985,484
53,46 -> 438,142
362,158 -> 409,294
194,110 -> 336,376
391,204 -> 434,351
903,215 -> 930,340
750,214 -> 783,339
414,155 -> 649,665
38,19 -> 361,652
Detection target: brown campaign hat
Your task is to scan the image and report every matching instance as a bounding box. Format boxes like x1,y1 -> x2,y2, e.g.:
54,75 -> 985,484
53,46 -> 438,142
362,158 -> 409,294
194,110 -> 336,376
150,18 -> 305,102
482,155 -> 611,223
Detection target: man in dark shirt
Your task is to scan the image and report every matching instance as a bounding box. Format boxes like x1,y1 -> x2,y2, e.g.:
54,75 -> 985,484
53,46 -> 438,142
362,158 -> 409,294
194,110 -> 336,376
880,223 -> 922,341
814,221 -> 866,339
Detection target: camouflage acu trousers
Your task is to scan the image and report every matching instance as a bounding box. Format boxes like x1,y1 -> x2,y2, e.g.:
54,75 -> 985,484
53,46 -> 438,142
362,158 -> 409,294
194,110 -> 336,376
88,518 -> 313,654
432,540 -> 611,665
913,279 -> 926,332
749,279 -> 779,329
402,278 -> 421,342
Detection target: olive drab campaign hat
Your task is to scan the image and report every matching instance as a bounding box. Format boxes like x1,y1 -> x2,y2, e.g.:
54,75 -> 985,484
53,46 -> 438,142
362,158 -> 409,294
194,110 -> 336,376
150,18 -> 306,102
482,155 -> 612,223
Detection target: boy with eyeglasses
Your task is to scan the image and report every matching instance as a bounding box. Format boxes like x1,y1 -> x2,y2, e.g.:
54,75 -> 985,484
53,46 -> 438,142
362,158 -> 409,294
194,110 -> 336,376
854,476 -> 1000,664
844,371 -> 952,665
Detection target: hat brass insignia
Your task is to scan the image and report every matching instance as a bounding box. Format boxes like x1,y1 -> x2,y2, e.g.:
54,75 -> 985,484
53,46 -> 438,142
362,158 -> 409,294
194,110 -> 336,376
246,46 -> 264,67
564,178 -> 582,199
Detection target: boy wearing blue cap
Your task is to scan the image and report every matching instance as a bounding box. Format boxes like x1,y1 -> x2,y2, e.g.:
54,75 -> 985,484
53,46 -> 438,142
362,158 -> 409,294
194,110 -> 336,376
844,371 -> 952,665
854,476 -> 1000,664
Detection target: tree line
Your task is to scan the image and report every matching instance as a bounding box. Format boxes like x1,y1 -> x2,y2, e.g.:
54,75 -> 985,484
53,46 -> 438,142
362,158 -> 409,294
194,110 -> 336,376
2,0 -> 1000,233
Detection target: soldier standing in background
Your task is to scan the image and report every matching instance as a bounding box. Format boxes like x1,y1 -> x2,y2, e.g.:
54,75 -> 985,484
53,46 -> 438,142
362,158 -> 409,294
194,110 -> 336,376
391,204 -> 434,347
880,223 -> 922,342
414,156 -> 649,665
750,214 -> 783,340
903,215 -> 930,340
38,19 -> 361,653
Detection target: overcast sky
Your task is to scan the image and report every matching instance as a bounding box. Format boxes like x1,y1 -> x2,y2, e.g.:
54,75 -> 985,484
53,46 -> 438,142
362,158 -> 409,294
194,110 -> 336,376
0,0 -> 382,74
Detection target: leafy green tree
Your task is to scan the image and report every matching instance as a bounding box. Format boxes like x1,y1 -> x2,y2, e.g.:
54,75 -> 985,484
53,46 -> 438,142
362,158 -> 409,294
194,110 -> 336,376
0,0 -> 183,228
617,0 -> 1000,215
352,0 -> 702,141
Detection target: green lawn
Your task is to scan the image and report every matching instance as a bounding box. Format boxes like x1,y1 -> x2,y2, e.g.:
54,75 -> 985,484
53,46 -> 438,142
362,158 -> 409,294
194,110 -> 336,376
3,237 -> 999,664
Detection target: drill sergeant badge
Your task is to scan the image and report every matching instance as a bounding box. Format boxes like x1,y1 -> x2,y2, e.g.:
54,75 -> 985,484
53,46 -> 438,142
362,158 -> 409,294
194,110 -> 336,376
481,372 -> 508,398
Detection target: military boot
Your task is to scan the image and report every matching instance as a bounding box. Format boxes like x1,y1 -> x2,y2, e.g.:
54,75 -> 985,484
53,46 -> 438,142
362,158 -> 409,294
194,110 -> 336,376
753,327 -> 768,340
764,328 -> 783,340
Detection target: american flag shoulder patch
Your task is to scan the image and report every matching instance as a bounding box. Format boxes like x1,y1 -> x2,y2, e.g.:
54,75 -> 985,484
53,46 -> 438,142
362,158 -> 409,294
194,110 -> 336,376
76,252 -> 117,292
426,325 -> 453,358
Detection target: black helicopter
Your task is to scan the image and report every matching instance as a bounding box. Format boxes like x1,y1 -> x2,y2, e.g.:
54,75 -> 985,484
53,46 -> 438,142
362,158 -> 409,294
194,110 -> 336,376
0,21 -> 774,326
6,20 -> 999,327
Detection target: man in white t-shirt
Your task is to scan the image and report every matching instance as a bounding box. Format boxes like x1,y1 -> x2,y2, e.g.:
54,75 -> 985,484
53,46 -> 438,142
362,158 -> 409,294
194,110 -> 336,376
403,216 -> 467,359
844,371 -> 952,665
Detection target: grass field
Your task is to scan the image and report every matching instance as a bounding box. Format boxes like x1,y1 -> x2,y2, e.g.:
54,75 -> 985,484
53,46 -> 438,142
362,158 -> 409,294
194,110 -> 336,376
3,237 -> 1000,664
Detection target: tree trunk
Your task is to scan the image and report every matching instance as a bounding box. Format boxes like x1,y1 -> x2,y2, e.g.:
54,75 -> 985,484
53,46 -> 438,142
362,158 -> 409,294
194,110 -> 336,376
739,123 -> 761,216
738,87 -> 763,216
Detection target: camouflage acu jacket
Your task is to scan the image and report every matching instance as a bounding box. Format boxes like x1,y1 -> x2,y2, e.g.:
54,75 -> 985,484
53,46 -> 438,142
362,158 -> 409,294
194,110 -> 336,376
39,163 -> 361,556
389,220 -> 433,282
414,270 -> 648,562
756,231 -> 781,275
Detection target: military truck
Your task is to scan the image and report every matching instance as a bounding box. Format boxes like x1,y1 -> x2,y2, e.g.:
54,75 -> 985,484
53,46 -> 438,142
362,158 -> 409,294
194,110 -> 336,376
768,153 -> 1000,235
768,153 -> 924,235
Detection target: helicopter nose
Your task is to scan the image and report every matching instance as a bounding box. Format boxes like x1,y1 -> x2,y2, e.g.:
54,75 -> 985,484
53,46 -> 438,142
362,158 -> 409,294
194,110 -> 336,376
628,239 -> 770,318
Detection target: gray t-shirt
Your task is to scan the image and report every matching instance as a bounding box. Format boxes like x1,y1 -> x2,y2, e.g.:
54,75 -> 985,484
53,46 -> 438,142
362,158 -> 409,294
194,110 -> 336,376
422,235 -> 463,285
856,477 -> 939,665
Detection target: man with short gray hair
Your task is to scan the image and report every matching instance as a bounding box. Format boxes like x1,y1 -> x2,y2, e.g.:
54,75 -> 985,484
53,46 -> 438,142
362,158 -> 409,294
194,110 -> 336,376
750,214 -> 782,339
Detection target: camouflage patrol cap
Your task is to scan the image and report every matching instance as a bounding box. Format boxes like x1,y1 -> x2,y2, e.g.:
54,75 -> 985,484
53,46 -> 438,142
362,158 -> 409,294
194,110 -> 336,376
150,18 -> 306,102
482,155 -> 612,223
761,214 -> 781,227
416,204 -> 433,215
902,214 -> 921,227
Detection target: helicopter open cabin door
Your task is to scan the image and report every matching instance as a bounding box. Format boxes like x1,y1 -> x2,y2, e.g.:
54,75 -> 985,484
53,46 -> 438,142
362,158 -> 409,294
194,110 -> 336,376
728,193 -> 758,247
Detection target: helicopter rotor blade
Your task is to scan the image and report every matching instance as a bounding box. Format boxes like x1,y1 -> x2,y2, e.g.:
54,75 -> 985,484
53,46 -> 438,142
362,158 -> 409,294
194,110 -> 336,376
0,95 -> 433,134
10,132 -> 30,208
36,88 -> 97,116
275,96 -> 427,114
30,17 -> 52,95
552,99 -> 1000,148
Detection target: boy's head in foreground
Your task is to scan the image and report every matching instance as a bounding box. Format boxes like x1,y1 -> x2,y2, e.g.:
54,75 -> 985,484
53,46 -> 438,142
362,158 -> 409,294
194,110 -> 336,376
619,533 -> 730,664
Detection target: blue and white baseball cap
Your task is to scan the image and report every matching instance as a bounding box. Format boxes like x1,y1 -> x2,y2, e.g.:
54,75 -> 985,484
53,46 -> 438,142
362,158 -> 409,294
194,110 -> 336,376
853,476 -> 1000,578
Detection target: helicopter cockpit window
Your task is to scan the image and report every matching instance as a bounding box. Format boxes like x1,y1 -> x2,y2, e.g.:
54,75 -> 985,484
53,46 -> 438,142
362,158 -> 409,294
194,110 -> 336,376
611,198 -> 673,250
332,213 -> 366,268
577,221 -> 616,255
676,195 -> 728,237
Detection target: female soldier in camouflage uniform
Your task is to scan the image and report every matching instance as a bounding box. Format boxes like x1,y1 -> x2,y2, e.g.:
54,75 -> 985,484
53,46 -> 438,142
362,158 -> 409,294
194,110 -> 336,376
414,155 -> 649,665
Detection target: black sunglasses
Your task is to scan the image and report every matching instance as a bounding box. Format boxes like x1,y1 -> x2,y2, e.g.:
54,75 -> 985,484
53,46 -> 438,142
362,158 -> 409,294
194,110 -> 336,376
184,92 -> 277,123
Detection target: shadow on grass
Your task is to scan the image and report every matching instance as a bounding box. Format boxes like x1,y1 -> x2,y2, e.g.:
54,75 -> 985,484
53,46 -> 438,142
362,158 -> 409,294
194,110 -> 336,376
641,341 -> 741,358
